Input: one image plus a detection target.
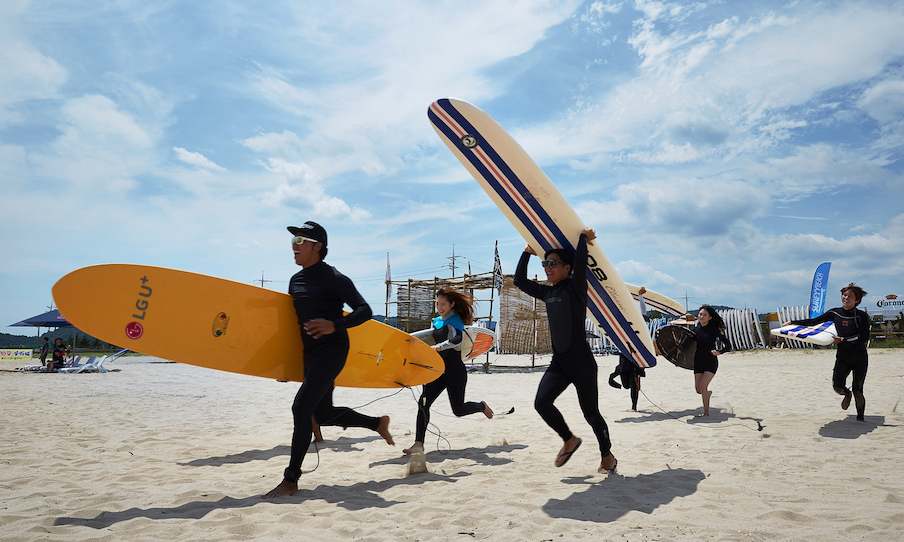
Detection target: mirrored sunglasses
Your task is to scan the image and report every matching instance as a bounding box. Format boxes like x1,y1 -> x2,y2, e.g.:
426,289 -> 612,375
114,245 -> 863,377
541,260 -> 561,268
292,235 -> 318,245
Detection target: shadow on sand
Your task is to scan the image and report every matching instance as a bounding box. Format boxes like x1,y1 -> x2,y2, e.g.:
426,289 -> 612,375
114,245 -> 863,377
617,408 -> 765,431
542,467 -> 706,523
368,443 -> 528,469
178,436 -> 389,467
54,471 -> 469,529
818,415 -> 888,439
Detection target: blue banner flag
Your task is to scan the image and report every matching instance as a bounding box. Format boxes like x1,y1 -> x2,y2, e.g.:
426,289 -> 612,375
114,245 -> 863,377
809,262 -> 831,318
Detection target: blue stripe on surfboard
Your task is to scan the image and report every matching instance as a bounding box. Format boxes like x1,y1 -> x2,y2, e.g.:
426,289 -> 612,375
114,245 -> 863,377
429,102 -> 571,251
783,321 -> 834,337
431,100 -> 656,367
631,294 -> 682,317
430,99 -> 656,367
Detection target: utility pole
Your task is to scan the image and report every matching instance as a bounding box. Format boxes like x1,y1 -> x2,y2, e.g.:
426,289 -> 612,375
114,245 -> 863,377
445,245 -> 464,277
676,290 -> 694,313
254,272 -> 272,288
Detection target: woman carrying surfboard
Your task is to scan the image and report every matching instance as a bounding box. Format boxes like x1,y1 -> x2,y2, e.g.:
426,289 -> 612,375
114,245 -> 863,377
402,286 -> 493,455
692,305 -> 732,417
784,283 -> 870,421
514,227 -> 617,475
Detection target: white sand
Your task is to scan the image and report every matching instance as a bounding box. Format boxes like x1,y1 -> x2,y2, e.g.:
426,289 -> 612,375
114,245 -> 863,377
2,349 -> 902,541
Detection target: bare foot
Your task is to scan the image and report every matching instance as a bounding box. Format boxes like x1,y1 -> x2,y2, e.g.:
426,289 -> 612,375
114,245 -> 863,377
262,480 -> 298,499
555,436 -> 582,467
312,416 -> 324,443
599,453 -> 617,474
841,392 -> 852,410
402,441 -> 424,455
482,402 -> 494,419
377,415 -> 395,445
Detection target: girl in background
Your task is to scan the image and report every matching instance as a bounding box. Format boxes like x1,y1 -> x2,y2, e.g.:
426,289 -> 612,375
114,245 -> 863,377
403,286 -> 493,454
692,305 -> 732,416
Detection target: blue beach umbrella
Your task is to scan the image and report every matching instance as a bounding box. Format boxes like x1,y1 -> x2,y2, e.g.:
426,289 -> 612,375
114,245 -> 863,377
10,309 -> 74,329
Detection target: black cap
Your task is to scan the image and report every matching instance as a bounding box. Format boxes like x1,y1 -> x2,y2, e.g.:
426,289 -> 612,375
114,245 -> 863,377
287,221 -> 327,246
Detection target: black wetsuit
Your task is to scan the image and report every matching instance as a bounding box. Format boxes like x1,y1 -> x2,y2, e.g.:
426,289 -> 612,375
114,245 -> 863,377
313,386 -> 381,431
610,355 -> 646,410
791,307 -> 870,419
411,315 -> 484,443
283,260 -> 372,483
692,323 -> 731,374
514,234 -> 612,456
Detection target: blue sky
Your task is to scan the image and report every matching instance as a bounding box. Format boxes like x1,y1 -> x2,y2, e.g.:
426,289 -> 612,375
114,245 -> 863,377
3,0 -> 903,335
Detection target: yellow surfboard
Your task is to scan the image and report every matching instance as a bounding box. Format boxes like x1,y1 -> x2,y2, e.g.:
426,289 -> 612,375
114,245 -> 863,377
52,264 -> 443,388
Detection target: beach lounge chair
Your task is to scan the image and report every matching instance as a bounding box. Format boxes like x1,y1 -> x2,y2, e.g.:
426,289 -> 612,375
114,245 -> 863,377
57,348 -> 129,374
15,355 -> 81,372
59,355 -> 106,374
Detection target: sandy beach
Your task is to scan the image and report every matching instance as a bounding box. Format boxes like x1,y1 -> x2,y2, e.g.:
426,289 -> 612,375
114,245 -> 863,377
1,348 -> 902,541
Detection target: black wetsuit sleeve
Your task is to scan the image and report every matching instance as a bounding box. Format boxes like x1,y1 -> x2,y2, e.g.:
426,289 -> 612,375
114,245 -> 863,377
842,310 -> 870,345
717,328 -> 732,353
571,233 -> 588,296
513,250 -> 544,300
333,274 -> 372,333
789,311 -> 834,326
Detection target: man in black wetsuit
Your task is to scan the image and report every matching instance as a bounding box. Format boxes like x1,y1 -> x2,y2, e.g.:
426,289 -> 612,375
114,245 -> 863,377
786,283 -> 871,421
263,221 -> 376,499
514,227 -> 617,475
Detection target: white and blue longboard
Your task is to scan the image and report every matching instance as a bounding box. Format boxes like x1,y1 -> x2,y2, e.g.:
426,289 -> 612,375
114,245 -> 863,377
771,321 -> 837,346
429,98 -> 657,368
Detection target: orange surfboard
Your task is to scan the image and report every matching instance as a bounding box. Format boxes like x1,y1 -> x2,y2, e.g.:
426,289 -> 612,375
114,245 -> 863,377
52,264 -> 443,388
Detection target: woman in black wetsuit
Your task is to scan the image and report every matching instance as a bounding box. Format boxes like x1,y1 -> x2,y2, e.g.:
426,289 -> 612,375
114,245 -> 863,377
514,227 -> 617,475
402,286 -> 493,455
785,283 -> 870,421
692,305 -> 731,417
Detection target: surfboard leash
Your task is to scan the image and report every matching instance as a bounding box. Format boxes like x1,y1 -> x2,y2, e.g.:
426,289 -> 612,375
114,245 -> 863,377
638,389 -> 765,433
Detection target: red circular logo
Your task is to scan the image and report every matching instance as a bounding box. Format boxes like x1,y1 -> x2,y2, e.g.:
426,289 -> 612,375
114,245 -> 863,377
125,321 -> 144,339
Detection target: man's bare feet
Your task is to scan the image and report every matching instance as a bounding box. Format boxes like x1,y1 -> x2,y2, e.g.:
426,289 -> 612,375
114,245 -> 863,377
841,392 -> 852,410
482,402 -> 494,419
377,415 -> 394,445
311,416 -> 324,443
599,453 -> 617,474
262,480 -> 298,499
402,441 -> 424,455
555,435 -> 582,467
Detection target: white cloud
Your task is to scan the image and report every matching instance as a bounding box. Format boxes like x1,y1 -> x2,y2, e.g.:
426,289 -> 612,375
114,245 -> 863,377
859,78 -> 904,123
577,176 -> 768,237
173,147 -> 226,171
261,157 -> 372,222
0,40 -> 67,126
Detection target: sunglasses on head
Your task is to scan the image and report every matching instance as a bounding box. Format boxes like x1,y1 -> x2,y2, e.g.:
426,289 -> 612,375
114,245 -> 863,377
541,260 -> 563,268
292,236 -> 319,245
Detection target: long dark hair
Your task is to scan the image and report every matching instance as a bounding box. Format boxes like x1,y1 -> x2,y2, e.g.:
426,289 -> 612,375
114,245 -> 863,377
437,286 -> 474,325
699,305 -> 725,330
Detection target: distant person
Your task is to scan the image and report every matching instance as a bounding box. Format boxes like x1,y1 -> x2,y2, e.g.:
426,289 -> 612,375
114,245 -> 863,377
514,227 -> 617,475
39,337 -> 49,367
785,283 -> 870,421
46,338 -> 66,372
402,286 -> 493,455
263,221 -> 379,499
609,287 -> 648,411
692,305 -> 731,416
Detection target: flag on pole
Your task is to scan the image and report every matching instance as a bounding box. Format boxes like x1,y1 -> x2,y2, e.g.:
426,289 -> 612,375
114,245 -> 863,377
493,241 -> 503,295
385,252 -> 391,301
809,262 -> 831,318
